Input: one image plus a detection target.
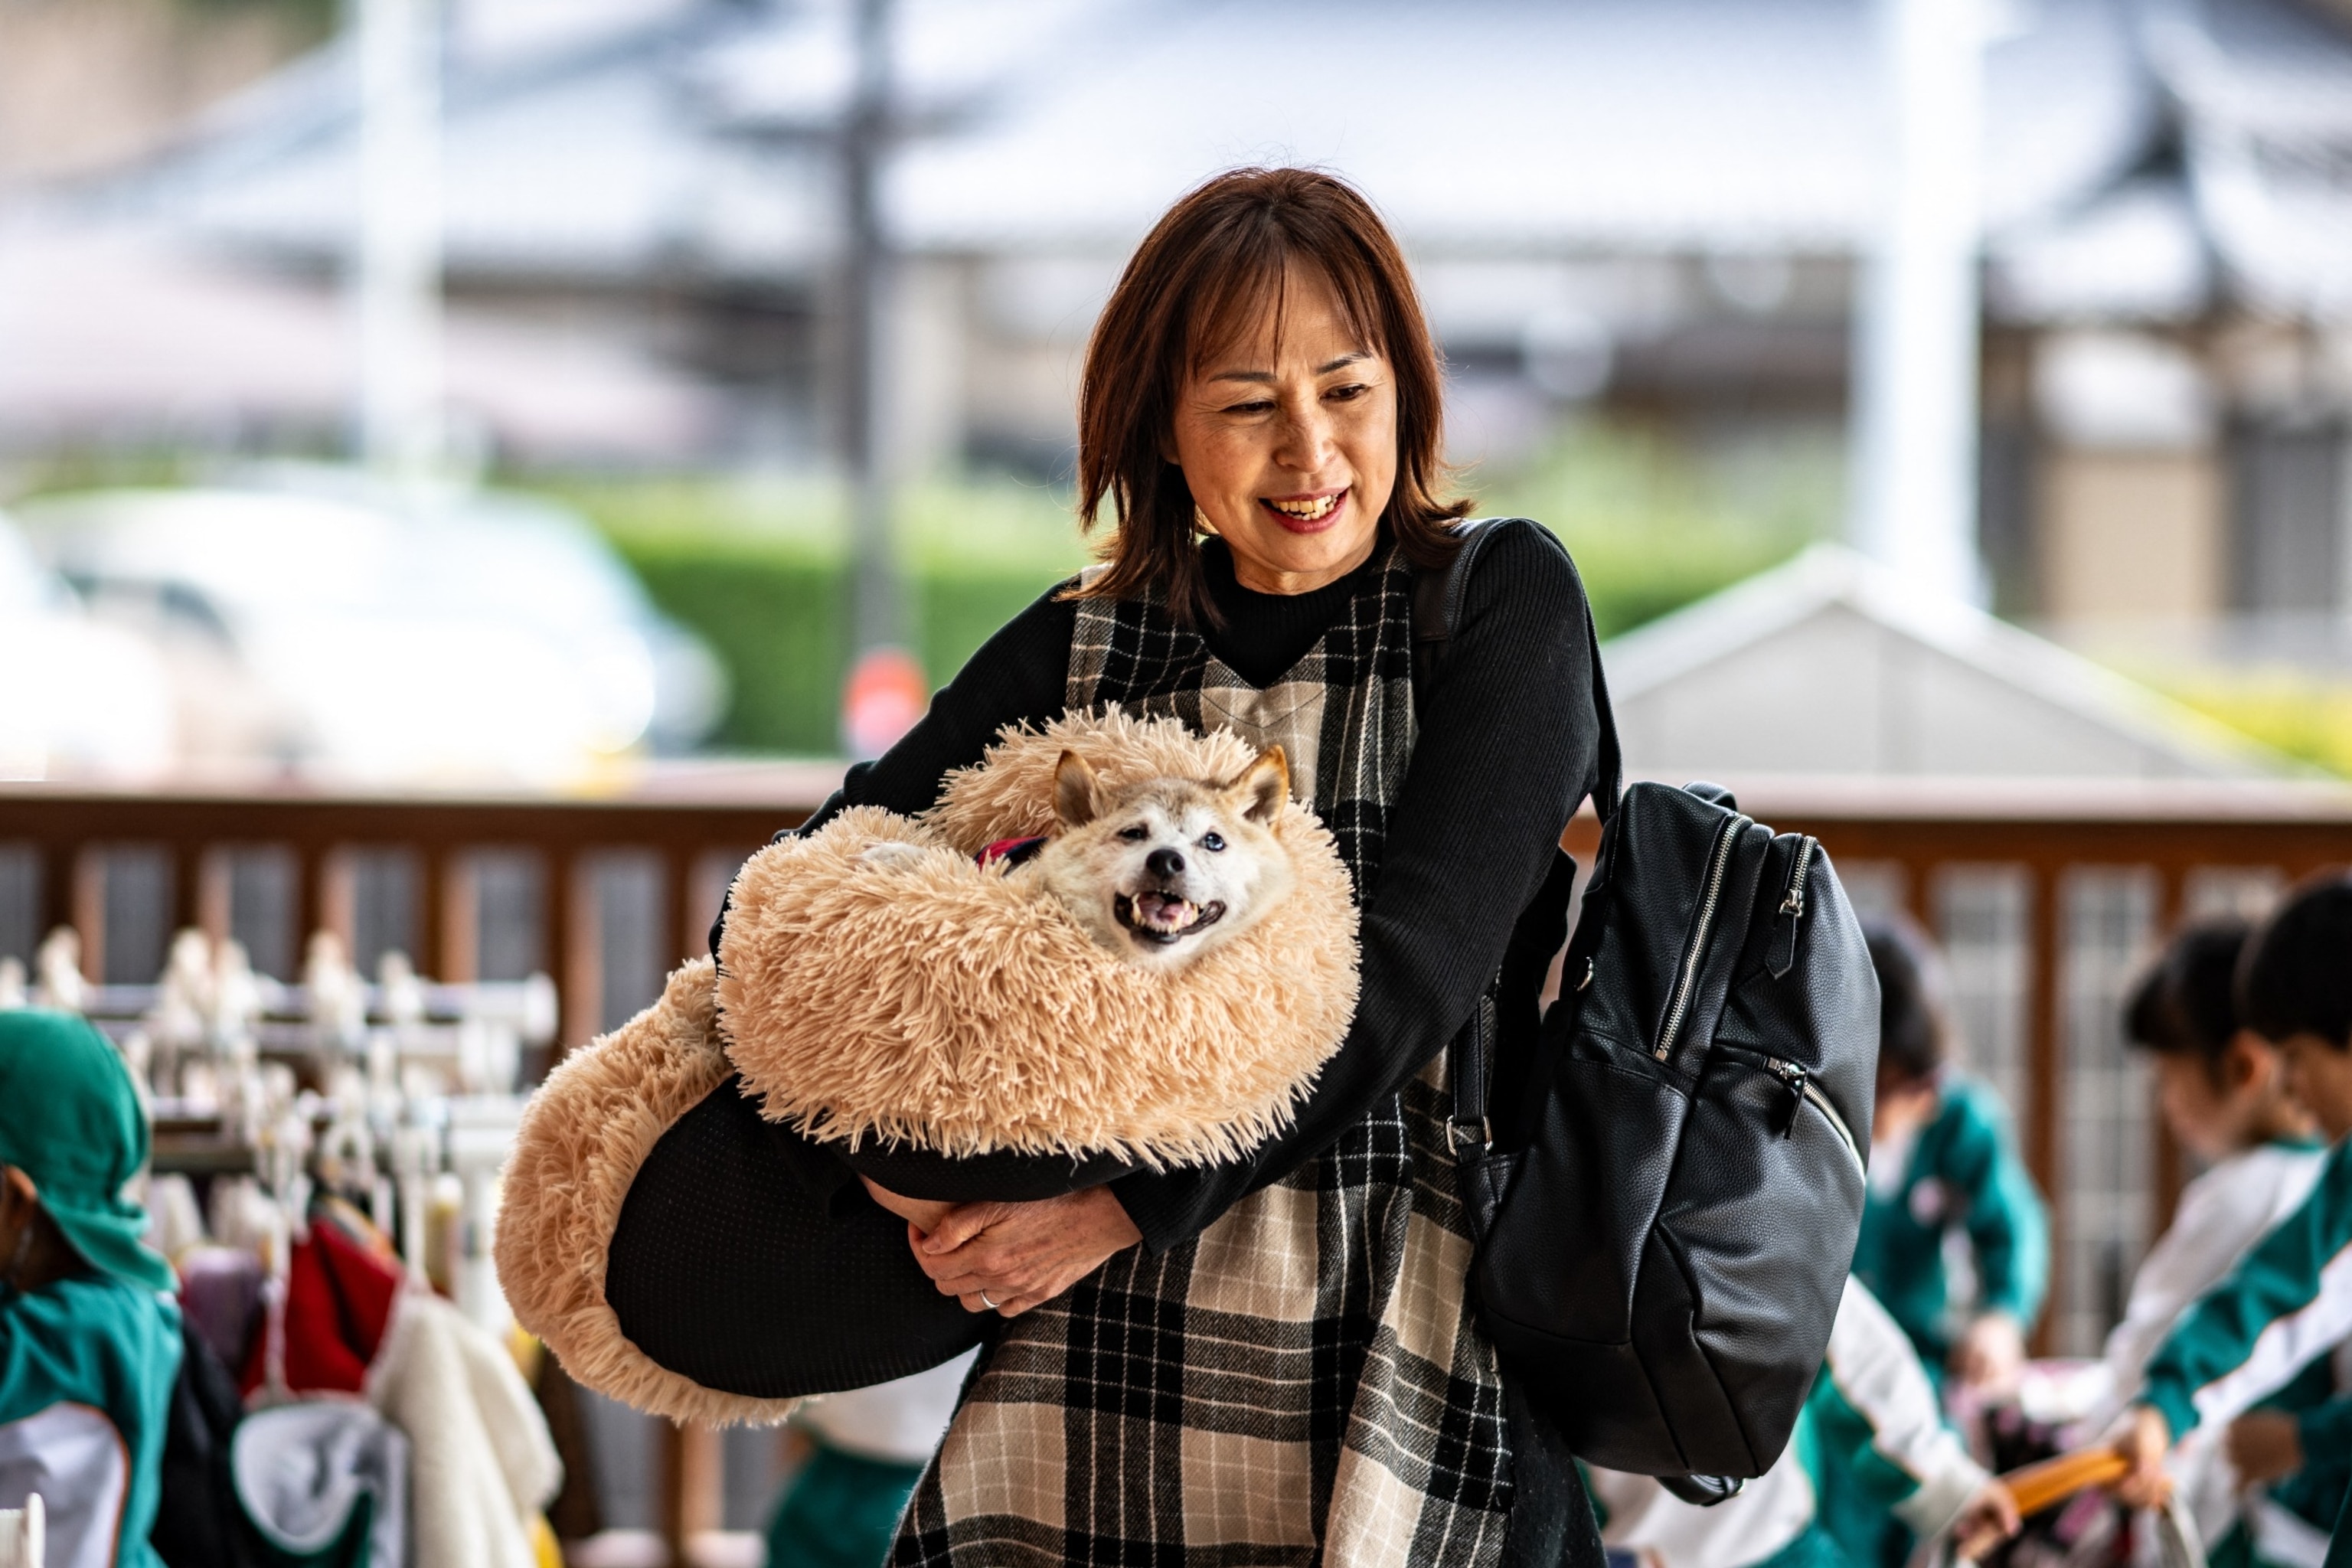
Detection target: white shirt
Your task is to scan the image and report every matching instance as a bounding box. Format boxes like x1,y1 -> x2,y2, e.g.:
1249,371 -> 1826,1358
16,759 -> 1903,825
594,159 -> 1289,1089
798,1351 -> 979,1465
2097,1141 -> 2328,1418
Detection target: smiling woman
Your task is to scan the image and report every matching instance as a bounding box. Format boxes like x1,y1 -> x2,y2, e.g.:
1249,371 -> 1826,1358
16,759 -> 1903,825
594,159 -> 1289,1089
579,168 -> 1611,1568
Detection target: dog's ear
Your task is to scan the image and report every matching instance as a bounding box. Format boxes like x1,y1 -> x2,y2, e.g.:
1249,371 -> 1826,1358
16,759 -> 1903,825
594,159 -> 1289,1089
1226,746 -> 1289,825
1054,750 -> 1105,827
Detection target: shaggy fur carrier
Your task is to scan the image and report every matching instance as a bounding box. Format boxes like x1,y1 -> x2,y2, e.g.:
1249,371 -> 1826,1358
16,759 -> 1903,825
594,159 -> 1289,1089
495,710 -> 1361,1424
492,959 -> 807,1426
718,709 -> 1361,1166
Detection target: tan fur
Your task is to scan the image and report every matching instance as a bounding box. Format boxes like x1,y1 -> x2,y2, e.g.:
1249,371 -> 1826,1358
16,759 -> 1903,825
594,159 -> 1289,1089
719,710 -> 1361,1165
492,960 -> 802,1428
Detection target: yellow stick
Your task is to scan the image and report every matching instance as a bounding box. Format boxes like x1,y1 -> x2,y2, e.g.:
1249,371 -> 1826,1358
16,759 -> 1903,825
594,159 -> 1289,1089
2001,1447 -> 2132,1517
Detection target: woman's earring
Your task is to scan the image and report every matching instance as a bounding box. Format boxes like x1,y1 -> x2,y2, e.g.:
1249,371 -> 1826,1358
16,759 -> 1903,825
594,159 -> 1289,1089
1193,504 -> 1217,536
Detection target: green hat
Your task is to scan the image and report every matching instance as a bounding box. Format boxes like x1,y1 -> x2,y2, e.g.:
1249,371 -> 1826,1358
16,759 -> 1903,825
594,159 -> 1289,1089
0,1011 -> 175,1293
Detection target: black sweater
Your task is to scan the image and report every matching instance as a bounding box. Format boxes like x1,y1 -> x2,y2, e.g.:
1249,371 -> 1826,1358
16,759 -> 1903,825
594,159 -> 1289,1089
733,527 -> 1603,1251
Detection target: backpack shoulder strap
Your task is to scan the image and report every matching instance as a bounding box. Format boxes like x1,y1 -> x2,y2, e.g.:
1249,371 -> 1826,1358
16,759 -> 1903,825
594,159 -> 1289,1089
1410,517 -> 1623,820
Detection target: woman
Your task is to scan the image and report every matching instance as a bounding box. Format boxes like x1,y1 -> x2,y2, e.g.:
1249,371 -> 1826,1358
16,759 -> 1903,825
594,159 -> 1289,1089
778,168 -> 1605,1566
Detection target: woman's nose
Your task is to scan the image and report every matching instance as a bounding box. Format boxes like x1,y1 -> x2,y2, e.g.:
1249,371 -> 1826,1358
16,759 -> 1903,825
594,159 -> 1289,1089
1272,396 -> 1336,472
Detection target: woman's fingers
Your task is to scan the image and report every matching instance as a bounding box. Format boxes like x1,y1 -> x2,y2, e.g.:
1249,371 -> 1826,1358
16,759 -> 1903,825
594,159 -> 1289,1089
920,1201 -> 1014,1255
906,1188 -> 1144,1312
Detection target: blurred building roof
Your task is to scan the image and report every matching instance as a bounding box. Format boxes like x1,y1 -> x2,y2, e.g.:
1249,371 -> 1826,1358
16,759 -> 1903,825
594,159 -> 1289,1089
889,0 -> 2152,256
70,0 -> 2348,322
84,0 -> 2147,270
1605,545 -> 2292,779
0,220 -> 723,459
83,2 -> 828,284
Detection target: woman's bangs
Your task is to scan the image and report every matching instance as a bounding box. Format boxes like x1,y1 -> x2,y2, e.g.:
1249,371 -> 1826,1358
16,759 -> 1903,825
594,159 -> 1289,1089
1182,226 -> 1387,376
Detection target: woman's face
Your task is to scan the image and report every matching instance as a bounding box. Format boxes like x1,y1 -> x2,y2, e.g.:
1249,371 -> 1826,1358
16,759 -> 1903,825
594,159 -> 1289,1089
1168,266 -> 1397,596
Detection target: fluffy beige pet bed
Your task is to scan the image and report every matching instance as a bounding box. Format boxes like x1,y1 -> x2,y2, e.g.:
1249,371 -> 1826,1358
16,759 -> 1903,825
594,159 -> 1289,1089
717,708 -> 1361,1166
494,959 -> 805,1426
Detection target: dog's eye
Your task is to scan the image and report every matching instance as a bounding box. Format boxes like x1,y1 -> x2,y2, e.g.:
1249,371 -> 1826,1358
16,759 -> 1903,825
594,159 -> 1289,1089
1119,825 -> 1150,842
1200,832 -> 1226,852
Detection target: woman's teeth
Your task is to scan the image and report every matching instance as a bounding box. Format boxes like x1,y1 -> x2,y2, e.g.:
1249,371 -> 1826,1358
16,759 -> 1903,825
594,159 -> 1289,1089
1265,492 -> 1341,521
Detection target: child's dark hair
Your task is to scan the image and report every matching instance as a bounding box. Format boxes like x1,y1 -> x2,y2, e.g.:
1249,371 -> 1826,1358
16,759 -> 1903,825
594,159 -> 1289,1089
2240,872 -> 2352,1050
2125,920 -> 2252,1075
1864,916 -> 1952,1085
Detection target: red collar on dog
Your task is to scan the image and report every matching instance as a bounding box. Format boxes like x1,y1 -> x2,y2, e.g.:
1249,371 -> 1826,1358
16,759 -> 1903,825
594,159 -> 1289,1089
977,835 -> 1049,870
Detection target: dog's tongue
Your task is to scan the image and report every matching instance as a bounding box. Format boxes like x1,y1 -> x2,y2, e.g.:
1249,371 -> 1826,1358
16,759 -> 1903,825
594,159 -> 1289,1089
1137,892 -> 1200,931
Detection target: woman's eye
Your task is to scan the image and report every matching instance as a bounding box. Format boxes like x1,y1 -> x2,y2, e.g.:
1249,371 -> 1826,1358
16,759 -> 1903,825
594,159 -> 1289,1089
1119,825 -> 1151,842
1200,832 -> 1226,852
1225,399 -> 1274,415
1327,382 -> 1368,402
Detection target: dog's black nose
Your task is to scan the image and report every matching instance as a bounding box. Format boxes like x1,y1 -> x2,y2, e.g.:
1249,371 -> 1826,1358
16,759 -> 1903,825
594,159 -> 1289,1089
1146,848 -> 1185,880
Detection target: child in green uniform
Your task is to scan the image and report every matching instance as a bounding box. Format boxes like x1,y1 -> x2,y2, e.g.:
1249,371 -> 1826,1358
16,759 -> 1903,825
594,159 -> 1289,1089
2115,874 -> 2352,1568
0,1010 -> 183,1568
2105,920 -> 2333,1568
1834,920 -> 2047,1568
1852,919 -> 2050,1394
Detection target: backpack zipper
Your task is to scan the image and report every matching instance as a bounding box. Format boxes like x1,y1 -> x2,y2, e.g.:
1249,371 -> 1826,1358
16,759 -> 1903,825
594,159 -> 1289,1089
1779,836 -> 1815,918
1654,816 -> 1743,1062
1766,1057 -> 1866,1178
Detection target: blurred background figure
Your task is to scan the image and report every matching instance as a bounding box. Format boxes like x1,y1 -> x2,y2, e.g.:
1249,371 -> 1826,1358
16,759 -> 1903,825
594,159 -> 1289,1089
1844,916 -> 2047,1568
762,1354 -> 972,1568
1857,916 -> 2050,1400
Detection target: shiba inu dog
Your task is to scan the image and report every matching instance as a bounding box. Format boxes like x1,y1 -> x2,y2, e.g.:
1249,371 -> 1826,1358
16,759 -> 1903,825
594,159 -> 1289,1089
1034,745 -> 1296,970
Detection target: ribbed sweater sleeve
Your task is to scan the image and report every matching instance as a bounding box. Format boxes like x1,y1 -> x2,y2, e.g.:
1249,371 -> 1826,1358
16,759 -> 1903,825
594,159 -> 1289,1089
1112,524 -> 1603,1250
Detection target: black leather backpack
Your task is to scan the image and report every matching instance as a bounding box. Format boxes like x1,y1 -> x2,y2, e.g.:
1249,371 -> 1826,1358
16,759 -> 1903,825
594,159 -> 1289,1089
1415,520 -> 1879,1501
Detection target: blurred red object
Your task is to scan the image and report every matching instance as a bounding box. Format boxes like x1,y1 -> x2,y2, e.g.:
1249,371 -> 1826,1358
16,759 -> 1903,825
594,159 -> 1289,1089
843,647 -> 928,759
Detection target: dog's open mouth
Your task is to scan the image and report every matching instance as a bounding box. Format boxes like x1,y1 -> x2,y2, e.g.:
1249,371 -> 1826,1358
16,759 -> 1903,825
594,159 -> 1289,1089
1115,891 -> 1228,946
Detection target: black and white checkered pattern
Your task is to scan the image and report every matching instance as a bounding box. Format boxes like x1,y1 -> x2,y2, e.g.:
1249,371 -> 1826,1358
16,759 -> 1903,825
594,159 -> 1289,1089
891,544 -> 1517,1567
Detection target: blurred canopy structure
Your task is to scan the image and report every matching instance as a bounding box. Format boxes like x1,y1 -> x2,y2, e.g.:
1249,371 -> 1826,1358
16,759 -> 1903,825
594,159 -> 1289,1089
2,0 -> 2350,763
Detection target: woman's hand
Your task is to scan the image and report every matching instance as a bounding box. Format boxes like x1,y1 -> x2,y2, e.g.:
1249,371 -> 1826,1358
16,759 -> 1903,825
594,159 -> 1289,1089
912,1187 -> 1143,1316
859,1177 -> 954,1238
2224,1410 -> 2304,1485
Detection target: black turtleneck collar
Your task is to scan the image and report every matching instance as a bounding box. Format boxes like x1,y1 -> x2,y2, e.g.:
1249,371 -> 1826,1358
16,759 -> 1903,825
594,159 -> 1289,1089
1197,534 -> 1387,688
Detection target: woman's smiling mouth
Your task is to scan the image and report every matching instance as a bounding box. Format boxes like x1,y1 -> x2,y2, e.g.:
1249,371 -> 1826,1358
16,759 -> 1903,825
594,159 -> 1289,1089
1259,487 -> 1348,533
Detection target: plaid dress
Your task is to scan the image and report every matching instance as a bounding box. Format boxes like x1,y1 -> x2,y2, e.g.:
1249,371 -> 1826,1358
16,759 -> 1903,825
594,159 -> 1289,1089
890,543 -> 1519,1567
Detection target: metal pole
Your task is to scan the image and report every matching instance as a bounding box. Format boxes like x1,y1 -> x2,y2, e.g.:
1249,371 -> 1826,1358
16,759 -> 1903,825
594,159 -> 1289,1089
354,0 -> 443,481
1847,0 -> 1987,605
838,0 -> 922,757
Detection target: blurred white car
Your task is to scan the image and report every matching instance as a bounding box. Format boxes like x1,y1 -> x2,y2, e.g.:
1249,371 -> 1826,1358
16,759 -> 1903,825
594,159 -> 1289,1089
0,512 -> 175,781
14,473 -> 725,786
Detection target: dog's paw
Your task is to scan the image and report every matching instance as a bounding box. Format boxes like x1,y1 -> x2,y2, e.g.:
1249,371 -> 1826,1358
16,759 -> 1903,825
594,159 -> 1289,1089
858,841 -> 933,871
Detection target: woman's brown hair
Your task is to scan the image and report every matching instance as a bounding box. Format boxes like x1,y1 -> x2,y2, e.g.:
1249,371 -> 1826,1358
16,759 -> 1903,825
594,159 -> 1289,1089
1071,167 -> 1468,626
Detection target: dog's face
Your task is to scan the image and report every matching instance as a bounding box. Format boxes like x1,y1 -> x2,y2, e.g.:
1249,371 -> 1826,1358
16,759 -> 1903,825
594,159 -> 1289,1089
1034,746 -> 1296,970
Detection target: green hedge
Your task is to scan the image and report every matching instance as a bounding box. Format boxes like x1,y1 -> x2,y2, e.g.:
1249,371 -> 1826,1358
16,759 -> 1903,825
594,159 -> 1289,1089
567,436 -> 1829,753
612,537 -> 1070,754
